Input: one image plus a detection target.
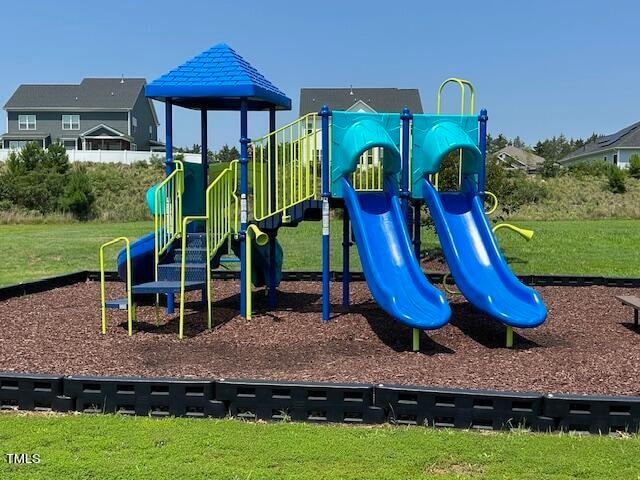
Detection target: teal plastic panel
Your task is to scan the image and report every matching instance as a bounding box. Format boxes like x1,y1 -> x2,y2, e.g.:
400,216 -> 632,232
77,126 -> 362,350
410,115 -> 481,198
330,111 -> 401,197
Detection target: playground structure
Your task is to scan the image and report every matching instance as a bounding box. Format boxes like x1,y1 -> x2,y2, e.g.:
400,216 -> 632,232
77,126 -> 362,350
100,43 -> 547,346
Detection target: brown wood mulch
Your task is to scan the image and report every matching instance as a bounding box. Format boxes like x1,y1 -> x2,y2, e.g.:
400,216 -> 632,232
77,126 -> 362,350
0,279 -> 639,396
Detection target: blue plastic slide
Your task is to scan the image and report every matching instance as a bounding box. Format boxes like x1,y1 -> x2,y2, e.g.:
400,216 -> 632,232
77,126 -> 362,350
342,178 -> 451,329
422,178 -> 547,327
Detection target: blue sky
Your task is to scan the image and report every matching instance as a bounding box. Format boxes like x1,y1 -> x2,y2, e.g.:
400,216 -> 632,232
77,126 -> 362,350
1,0 -> 638,150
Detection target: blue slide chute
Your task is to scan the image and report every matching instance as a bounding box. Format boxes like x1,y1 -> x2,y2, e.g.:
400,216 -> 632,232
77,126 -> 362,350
422,178 -> 547,328
342,177 -> 450,330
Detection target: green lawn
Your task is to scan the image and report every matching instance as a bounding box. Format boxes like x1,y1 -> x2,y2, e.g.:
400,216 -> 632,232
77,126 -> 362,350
0,219 -> 638,286
0,414 -> 638,479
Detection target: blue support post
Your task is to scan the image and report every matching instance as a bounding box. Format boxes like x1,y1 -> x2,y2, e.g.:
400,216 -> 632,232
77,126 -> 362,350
478,108 -> 488,195
165,99 -> 173,313
400,107 -> 412,222
201,108 -> 209,198
165,99 -> 173,175
268,107 -> 278,308
200,108 -> 208,305
167,294 -> 174,314
320,105 -> 331,322
413,202 -> 421,260
342,208 -> 350,307
239,100 -> 249,318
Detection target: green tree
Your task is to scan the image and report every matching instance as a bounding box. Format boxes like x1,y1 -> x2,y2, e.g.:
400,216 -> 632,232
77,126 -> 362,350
628,154 -> 640,179
216,144 -> 240,163
539,157 -> 560,178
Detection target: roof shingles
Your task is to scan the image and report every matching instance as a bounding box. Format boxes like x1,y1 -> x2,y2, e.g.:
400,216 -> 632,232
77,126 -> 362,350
4,78 -> 146,110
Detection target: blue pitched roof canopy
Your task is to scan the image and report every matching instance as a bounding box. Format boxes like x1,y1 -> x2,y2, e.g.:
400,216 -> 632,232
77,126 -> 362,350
145,43 -> 291,111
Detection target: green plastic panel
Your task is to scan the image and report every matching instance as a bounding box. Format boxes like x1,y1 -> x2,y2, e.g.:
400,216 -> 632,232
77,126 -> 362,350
411,114 -> 481,198
330,111 -> 401,197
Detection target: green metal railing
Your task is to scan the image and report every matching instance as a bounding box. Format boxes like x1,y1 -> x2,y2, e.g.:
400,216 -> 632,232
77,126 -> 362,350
178,160 -> 239,339
250,113 -> 319,221
99,237 -> 134,336
154,160 -> 184,274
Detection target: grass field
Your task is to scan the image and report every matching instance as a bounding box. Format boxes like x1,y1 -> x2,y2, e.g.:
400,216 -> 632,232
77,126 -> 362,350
0,414 -> 638,480
0,219 -> 638,286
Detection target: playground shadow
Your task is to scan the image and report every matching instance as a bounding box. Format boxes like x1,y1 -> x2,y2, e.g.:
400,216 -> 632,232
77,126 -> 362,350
356,303 -> 454,355
119,301 -> 237,338
244,289 -> 323,322
449,302 -> 540,350
619,322 -> 640,335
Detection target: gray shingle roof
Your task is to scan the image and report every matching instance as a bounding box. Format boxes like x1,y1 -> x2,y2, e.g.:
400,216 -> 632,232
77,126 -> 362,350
497,145 -> 545,168
299,88 -> 423,116
3,78 -> 147,110
561,121 -> 640,163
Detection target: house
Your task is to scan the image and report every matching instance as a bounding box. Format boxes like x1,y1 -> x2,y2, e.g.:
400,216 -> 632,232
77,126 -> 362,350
299,87 -> 423,116
495,145 -> 545,173
559,121 -> 640,167
1,78 -> 161,151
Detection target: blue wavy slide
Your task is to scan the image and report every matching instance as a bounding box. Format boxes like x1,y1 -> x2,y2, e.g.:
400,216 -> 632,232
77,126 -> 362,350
342,177 -> 451,329
422,178 -> 547,328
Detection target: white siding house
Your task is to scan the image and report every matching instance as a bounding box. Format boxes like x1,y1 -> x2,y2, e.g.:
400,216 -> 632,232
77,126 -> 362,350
559,121 -> 640,168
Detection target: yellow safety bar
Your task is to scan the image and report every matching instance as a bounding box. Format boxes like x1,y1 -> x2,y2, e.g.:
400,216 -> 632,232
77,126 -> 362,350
484,191 -> 498,215
177,160 -> 240,339
436,78 -> 476,115
154,160 -> 184,275
99,237 -> 134,336
434,78 -> 476,189
246,224 -> 269,320
250,113 -> 319,221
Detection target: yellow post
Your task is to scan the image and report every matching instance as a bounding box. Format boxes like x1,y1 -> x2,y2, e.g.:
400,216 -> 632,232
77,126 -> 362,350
506,326 -> 514,348
246,224 -> 269,320
99,237 -> 134,336
412,328 -> 420,352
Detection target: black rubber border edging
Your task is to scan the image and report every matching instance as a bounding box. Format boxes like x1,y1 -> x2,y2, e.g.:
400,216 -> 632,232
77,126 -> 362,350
1,271 -> 640,433
1,373 -> 639,433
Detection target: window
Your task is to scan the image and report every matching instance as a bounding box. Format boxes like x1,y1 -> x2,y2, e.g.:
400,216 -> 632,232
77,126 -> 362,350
613,154 -> 618,165
18,115 -> 36,130
149,125 -> 153,138
62,114 -> 80,130
132,116 -> 138,134
8,140 -> 27,149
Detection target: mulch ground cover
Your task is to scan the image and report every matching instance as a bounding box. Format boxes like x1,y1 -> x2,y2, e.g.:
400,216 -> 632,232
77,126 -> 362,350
0,279 -> 638,396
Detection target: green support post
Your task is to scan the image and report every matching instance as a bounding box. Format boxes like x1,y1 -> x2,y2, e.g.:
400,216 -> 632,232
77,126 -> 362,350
506,326 -> 513,348
412,328 -> 420,352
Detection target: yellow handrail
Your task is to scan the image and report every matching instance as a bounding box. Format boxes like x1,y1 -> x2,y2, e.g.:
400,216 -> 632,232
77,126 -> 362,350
435,78 -> 476,189
246,224 -> 269,320
250,113 -> 319,221
176,160 -> 240,339
352,149 -> 384,191
436,78 -> 476,115
154,160 -> 184,277
99,237 -> 134,336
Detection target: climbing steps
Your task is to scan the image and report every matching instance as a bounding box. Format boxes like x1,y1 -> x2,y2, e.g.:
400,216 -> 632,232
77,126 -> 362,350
131,232 -> 207,295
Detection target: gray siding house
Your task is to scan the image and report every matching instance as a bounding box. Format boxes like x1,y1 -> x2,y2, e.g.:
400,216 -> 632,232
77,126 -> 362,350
560,121 -> 640,167
299,87 -> 423,116
2,78 -> 161,151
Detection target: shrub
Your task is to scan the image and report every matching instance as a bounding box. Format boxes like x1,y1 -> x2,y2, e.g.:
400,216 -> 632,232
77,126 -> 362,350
568,160 -> 612,178
59,165 -> 95,220
607,166 -> 626,194
0,143 -> 95,219
628,154 -> 640,179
